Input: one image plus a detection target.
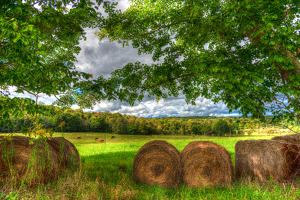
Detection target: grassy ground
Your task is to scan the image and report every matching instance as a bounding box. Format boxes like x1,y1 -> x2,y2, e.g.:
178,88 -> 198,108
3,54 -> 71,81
1,130 -> 300,200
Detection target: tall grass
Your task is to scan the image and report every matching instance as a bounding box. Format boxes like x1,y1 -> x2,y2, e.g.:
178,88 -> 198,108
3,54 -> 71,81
1,131 -> 300,199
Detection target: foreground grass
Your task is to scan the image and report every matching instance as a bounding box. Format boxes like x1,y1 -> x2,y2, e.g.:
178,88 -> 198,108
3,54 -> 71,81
1,131 -> 300,199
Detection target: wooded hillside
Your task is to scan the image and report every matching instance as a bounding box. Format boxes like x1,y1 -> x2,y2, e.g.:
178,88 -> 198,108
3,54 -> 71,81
1,97 -> 299,136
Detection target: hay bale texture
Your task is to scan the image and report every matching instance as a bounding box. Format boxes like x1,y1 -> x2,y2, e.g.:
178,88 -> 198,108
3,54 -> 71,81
271,133 -> 300,179
271,133 -> 300,144
46,137 -> 81,171
133,140 -> 181,189
0,136 -> 80,188
180,141 -> 234,188
235,139 -> 300,184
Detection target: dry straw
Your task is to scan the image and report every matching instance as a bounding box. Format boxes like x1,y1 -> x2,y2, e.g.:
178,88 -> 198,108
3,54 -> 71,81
235,139 -> 300,184
47,137 -> 81,171
133,140 -> 181,189
0,136 -> 80,188
180,141 -> 234,189
271,133 -> 300,144
271,133 -> 300,180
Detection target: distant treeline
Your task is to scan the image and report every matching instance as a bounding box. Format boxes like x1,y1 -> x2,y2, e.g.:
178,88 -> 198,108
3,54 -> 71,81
1,100 -> 299,136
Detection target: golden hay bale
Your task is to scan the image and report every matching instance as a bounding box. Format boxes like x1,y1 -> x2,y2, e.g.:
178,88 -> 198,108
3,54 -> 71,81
46,137 -> 81,171
180,141 -> 234,189
235,139 -> 300,184
0,136 -> 60,187
0,136 -> 80,188
133,140 -> 181,189
271,133 -> 300,179
271,133 -> 300,144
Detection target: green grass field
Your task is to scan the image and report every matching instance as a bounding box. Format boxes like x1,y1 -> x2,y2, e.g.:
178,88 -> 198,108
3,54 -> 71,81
1,130 -> 300,200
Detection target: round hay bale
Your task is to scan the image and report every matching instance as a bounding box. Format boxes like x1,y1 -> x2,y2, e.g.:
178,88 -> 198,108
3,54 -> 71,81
235,139 -> 300,184
46,137 -> 81,172
0,136 -> 80,188
180,141 -> 234,189
133,140 -> 181,189
0,136 -> 60,187
271,133 -> 300,144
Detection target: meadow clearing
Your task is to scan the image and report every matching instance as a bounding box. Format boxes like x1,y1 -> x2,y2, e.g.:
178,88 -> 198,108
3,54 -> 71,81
1,129 -> 300,200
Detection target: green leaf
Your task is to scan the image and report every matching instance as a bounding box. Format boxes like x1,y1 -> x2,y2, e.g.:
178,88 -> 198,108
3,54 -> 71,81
25,98 -> 32,105
257,78 -> 264,83
29,139 -> 34,145
3,113 -> 9,120
18,112 -> 24,118
12,37 -> 19,43
15,89 -> 23,93
12,109 -> 18,117
286,45 -> 293,50
267,22 -> 273,28
28,25 -> 34,31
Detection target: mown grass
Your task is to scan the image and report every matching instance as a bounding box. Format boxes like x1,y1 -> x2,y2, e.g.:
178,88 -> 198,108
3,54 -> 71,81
1,130 -> 300,200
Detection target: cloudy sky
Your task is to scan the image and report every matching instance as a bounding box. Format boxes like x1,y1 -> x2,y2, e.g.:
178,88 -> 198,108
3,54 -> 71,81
4,0 -> 300,119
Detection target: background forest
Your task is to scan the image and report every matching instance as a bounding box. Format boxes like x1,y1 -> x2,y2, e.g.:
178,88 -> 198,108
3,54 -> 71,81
2,95 -> 299,137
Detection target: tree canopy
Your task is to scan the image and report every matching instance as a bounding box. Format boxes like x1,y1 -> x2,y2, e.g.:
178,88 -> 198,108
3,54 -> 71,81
1,0 -> 300,132
0,0 -> 112,128
87,0 -> 300,126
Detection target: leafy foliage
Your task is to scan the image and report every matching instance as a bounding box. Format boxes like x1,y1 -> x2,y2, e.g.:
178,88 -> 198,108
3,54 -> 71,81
91,0 -> 300,127
0,0 -> 109,130
2,0 -> 300,137
191,125 -> 199,135
213,118 -> 230,136
1,103 -> 299,136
